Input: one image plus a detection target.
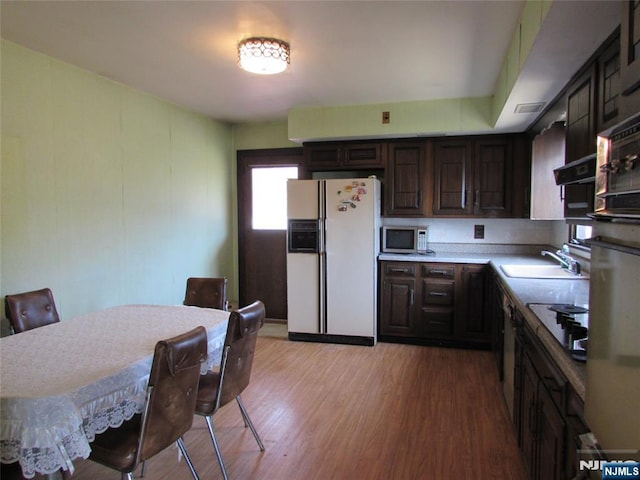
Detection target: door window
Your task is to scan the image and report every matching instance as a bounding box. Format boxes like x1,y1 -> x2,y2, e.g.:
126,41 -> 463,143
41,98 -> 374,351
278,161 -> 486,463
251,167 -> 298,230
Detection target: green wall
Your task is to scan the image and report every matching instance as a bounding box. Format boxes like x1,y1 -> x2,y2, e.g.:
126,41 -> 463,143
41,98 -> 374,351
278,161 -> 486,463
1,40 -> 235,320
288,97 -> 494,142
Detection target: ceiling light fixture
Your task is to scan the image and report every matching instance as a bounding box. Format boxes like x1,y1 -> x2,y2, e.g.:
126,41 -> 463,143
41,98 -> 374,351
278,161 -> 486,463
238,37 -> 290,75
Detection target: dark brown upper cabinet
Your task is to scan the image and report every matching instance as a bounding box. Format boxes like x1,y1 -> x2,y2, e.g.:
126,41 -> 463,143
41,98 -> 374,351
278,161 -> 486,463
304,141 -> 385,171
432,139 -> 473,216
432,135 -> 527,218
597,33 -> 621,132
474,137 -> 514,217
385,140 -> 427,216
565,65 -> 597,164
561,29 -> 620,219
620,0 -> 640,117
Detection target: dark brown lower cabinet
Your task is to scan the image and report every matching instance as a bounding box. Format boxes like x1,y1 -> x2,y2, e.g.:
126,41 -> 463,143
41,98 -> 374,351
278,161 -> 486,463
537,381 -> 566,480
458,264 -> 491,341
379,261 -> 490,348
520,352 -> 539,478
565,392 -> 590,480
379,262 -> 417,337
514,321 -> 586,480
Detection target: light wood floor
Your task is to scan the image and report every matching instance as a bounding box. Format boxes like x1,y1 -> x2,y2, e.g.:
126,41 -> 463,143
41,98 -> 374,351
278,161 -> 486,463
71,334 -> 526,479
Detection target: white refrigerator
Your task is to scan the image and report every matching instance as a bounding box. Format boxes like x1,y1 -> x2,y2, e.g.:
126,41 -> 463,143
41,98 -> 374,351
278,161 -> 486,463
286,178 -> 380,346
584,221 -> 640,463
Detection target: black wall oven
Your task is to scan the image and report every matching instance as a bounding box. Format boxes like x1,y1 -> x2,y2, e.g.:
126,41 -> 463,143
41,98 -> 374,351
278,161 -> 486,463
594,112 -> 640,220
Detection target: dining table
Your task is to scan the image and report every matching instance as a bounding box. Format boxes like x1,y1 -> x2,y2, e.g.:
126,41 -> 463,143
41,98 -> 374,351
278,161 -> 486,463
0,304 -> 230,479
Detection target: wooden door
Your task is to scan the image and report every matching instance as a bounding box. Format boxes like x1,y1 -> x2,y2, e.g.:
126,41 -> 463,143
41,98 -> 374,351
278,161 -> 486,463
237,148 -> 303,320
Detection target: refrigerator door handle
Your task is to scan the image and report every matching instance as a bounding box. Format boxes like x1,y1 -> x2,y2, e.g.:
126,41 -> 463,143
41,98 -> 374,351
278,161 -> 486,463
317,219 -> 325,254
318,251 -> 327,334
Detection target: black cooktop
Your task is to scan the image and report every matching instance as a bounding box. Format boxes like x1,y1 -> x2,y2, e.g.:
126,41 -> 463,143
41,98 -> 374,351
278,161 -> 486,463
528,303 -> 589,362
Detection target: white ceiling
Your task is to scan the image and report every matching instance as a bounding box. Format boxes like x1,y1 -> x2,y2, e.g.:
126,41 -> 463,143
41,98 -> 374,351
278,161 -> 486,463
0,1 -> 622,135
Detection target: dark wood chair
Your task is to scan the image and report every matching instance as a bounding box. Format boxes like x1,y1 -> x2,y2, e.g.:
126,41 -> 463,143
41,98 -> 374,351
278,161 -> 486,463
194,300 -> 266,480
5,288 -> 60,334
183,277 -> 230,311
88,327 -> 208,480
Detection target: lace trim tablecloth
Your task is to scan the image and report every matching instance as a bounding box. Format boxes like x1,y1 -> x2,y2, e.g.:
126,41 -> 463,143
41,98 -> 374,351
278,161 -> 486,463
0,304 -> 229,478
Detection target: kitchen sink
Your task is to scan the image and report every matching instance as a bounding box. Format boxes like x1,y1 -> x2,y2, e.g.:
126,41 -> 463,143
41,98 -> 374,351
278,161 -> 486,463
500,264 -> 589,279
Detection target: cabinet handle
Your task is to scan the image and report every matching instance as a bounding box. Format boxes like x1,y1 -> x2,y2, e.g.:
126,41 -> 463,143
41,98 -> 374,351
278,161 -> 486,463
429,269 -> 449,276
429,292 -> 448,297
529,399 -> 538,436
560,185 -> 565,201
410,289 -> 414,305
543,376 -> 563,393
462,189 -> 467,209
390,268 -> 408,273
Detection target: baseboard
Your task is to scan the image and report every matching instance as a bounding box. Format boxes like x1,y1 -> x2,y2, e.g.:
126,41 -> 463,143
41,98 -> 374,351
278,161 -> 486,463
288,332 -> 375,347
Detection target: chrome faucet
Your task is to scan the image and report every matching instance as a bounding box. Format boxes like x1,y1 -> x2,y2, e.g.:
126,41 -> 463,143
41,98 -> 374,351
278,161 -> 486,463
541,244 -> 582,275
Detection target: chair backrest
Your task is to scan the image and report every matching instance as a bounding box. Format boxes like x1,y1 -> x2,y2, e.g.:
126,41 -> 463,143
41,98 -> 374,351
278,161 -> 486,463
184,277 -> 228,310
4,288 -> 60,333
137,326 -> 208,463
217,300 -> 265,408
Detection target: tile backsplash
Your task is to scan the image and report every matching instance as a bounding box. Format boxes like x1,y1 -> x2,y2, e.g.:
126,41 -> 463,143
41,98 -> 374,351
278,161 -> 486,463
381,218 -> 560,246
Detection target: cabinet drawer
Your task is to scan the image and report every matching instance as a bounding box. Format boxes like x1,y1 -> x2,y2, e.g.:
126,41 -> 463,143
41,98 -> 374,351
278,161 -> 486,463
422,265 -> 455,279
384,263 -> 417,277
421,307 -> 454,335
422,280 -> 454,306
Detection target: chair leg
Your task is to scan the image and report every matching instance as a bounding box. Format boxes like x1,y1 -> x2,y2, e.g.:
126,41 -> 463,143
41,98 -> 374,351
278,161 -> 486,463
204,415 -> 229,480
176,437 -> 200,480
139,461 -> 146,477
236,395 -> 265,451
121,473 -> 134,480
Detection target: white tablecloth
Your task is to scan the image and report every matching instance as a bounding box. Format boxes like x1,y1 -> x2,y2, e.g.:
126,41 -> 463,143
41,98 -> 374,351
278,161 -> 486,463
0,304 -> 229,478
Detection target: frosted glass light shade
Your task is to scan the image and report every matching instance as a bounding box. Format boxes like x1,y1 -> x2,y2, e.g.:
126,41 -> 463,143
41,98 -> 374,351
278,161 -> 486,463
238,37 -> 290,75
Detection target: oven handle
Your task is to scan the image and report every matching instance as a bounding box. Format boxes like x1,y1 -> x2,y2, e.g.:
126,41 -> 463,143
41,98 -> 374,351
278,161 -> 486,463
587,236 -> 640,257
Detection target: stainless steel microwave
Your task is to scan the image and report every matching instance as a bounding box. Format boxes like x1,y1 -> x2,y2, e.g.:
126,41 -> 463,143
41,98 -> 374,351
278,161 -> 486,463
381,226 -> 428,254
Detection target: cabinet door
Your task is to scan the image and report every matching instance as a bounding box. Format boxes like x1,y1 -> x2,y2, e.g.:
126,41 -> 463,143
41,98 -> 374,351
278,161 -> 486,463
597,34 -> 621,132
565,66 -> 596,164
474,138 -> 512,217
620,0 -> 640,117
305,143 -> 342,170
537,385 -> 566,480
344,143 -> 385,169
565,392 -> 590,480
521,353 -> 539,480
379,263 -> 417,337
433,139 -> 473,215
385,142 -> 426,216
457,264 -> 490,343
380,277 -> 416,336
531,123 -> 565,220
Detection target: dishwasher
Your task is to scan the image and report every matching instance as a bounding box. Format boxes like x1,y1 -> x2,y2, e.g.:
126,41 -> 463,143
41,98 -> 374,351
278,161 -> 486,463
500,286 -> 516,421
